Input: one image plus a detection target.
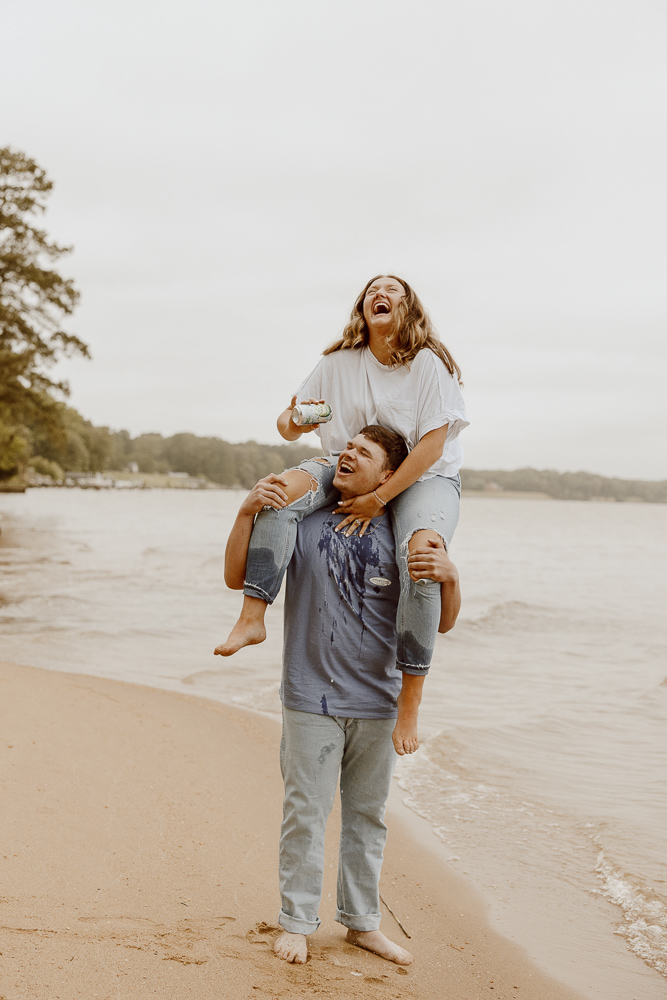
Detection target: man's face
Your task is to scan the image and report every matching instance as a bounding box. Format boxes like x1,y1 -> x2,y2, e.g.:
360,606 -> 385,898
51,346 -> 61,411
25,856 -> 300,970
333,434 -> 390,499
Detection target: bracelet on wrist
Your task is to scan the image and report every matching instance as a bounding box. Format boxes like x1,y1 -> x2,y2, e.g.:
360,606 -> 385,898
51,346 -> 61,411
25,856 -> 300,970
372,490 -> 387,507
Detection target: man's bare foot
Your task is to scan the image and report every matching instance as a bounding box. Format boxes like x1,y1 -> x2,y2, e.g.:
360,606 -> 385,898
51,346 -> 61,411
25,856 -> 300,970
214,596 -> 267,656
274,930 -> 308,964
345,928 -> 413,965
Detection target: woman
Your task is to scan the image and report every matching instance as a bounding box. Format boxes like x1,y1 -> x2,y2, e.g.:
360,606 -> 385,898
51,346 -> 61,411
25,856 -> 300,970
215,274 -> 468,675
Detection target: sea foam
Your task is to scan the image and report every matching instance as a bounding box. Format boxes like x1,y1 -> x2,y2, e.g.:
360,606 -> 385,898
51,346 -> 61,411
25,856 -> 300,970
594,851 -> 667,977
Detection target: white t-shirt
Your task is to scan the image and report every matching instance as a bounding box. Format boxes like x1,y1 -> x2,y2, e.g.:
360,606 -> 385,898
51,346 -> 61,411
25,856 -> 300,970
296,347 -> 469,479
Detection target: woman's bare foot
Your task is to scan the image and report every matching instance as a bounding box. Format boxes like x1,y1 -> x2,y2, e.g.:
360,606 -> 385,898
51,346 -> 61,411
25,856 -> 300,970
345,929 -> 413,965
214,596 -> 267,656
392,706 -> 420,755
392,719 -> 419,755
214,619 -> 266,656
274,930 -> 308,963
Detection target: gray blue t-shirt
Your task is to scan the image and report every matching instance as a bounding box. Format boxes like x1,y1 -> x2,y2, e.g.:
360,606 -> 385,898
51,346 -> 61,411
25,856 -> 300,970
281,504 -> 402,719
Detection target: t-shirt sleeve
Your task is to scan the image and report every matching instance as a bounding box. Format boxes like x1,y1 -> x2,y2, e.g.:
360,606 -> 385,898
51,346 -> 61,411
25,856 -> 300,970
416,353 -> 470,442
295,357 -> 326,402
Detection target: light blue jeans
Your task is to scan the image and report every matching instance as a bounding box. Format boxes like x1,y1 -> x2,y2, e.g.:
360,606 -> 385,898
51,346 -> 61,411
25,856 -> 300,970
243,458 -> 461,670
278,706 -> 397,934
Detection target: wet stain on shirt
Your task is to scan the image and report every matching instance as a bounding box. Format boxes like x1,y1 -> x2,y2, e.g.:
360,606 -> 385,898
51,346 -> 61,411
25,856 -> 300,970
316,513 -> 383,621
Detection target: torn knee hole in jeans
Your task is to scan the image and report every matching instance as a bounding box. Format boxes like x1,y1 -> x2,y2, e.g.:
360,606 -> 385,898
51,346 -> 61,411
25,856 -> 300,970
261,470 -> 319,512
282,481 -> 318,510
283,466 -> 320,500
299,474 -> 319,494
400,528 -> 447,560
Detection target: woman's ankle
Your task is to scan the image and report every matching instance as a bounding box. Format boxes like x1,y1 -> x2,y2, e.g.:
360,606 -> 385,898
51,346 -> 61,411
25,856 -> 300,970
239,595 -> 268,623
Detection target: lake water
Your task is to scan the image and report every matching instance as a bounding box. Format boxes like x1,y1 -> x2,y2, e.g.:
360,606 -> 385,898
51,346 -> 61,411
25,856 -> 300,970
1,488 -> 666,998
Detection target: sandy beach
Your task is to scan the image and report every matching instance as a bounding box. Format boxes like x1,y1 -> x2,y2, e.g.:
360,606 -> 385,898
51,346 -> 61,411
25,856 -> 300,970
0,659 -> 589,1000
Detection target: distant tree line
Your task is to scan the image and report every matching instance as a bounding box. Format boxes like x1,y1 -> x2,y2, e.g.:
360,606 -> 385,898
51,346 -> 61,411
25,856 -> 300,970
27,404 -> 321,489
462,467 -> 667,504
24,408 -> 665,500
107,429 -> 322,489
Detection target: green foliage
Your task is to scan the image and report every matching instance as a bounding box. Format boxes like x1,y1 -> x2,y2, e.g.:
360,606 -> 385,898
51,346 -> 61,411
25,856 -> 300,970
0,417 -> 30,480
107,431 -> 321,488
28,403 -> 112,473
0,146 -> 88,477
29,455 -> 64,480
462,467 -> 667,503
15,400 -> 320,484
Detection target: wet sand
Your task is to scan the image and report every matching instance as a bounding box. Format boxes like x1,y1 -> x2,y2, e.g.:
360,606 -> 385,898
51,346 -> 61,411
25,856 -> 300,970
0,660 -> 587,1000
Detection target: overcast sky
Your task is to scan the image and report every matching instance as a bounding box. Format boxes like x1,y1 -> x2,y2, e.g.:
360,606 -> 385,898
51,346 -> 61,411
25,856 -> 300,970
3,0 -> 666,478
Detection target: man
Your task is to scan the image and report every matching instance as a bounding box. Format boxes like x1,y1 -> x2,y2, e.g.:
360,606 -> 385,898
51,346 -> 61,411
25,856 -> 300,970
215,426 -> 461,965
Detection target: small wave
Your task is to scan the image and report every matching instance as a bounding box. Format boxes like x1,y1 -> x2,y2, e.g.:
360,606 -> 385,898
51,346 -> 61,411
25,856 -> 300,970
199,555 -> 225,568
395,740 -> 498,828
0,615 -> 39,627
458,599 -> 634,641
594,851 -> 667,977
44,594 -> 88,605
458,600 -> 575,635
181,669 -> 220,686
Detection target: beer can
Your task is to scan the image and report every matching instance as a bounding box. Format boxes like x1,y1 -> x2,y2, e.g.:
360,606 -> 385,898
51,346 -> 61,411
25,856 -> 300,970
292,402 -> 333,426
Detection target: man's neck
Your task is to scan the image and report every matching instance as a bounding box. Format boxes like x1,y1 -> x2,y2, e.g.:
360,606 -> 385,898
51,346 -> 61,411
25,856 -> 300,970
336,484 -> 383,503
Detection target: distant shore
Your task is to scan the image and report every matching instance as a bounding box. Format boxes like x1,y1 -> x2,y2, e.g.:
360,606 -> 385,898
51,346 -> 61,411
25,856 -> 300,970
3,458 -> 665,502
462,489 -> 551,499
2,480 -> 662,503
462,468 -> 667,504
0,470 -> 223,493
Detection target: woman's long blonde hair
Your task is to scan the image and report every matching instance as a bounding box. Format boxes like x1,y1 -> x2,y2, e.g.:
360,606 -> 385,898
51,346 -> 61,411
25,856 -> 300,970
323,274 -> 462,384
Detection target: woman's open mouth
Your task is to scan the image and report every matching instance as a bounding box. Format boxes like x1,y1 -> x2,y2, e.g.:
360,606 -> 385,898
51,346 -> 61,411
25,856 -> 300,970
373,301 -> 390,315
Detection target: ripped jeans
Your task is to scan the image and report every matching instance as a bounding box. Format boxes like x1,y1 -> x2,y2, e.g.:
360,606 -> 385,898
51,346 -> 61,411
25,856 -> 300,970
243,458 -> 461,671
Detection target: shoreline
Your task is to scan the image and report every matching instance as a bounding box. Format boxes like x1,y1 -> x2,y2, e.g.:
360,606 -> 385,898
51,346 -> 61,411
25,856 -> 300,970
2,481 -> 664,503
0,659 -> 588,1000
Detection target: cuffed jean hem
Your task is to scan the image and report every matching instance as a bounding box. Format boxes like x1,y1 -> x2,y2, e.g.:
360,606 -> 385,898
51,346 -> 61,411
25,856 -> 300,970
335,907 -> 382,932
396,661 -> 430,675
278,908 -> 320,935
242,581 -> 274,604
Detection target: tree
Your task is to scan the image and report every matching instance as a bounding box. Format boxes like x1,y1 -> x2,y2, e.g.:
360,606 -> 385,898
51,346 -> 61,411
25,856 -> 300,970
0,146 -> 88,479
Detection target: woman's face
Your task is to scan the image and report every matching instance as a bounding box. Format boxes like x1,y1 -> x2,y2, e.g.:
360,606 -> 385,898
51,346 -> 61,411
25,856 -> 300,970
362,276 -> 406,334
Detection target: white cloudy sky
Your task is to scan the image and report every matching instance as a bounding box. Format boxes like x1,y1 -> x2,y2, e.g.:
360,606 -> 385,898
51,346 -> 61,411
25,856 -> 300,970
3,0 -> 666,478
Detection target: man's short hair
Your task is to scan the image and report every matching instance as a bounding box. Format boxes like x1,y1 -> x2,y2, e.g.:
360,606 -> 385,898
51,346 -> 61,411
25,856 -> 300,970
359,425 -> 409,472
